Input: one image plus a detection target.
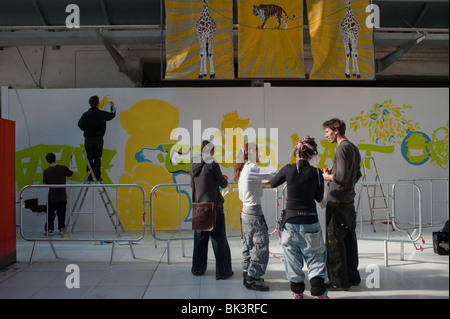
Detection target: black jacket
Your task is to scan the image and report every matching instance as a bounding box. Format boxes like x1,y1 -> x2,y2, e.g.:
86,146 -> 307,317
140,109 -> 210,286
270,160 -> 324,224
78,106 -> 116,138
190,155 -> 228,207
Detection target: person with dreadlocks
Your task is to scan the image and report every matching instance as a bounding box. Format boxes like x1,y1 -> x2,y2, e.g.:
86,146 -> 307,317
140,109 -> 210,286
269,136 -> 328,299
234,142 -> 276,291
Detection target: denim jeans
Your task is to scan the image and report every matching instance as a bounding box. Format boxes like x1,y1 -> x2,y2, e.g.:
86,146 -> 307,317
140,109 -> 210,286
281,222 -> 327,290
191,206 -> 233,278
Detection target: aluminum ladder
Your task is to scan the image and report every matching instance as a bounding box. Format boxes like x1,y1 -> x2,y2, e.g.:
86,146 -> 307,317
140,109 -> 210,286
63,150 -> 125,237
357,156 -> 393,232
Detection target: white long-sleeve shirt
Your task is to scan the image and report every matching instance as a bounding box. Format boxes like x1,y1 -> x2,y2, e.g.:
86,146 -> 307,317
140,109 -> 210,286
238,162 -> 276,213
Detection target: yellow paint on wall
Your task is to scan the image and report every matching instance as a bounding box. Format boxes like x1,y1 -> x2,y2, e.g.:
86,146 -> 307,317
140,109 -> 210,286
118,99 -> 190,230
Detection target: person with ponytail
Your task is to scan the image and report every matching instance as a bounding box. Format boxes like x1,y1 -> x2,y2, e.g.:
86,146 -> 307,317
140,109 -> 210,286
234,143 -> 276,291
269,136 -> 328,299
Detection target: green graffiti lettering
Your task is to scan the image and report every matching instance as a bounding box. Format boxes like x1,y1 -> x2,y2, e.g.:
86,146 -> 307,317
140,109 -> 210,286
163,143 -> 191,173
317,140 -> 395,170
357,144 -> 395,169
428,122 -> 449,169
318,140 -> 335,169
15,144 -> 115,190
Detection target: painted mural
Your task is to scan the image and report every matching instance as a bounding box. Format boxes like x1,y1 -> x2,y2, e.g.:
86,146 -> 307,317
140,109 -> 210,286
350,99 -> 449,169
8,87 -> 449,232
118,100 -> 279,230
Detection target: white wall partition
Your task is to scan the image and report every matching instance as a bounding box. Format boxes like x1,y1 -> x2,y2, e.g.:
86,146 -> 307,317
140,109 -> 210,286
5,86 -> 449,232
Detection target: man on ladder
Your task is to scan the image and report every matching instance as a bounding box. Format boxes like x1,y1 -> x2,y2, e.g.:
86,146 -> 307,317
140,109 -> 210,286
77,95 -> 116,182
66,95 -> 124,236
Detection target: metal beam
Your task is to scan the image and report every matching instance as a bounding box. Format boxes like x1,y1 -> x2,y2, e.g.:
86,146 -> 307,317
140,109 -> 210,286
100,0 -> 112,25
377,33 -> 427,72
1,27 -> 447,48
95,30 -> 141,83
0,30 -> 161,46
31,0 -> 50,26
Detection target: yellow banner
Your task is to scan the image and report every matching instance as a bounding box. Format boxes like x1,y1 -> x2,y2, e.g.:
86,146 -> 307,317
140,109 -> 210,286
307,0 -> 375,80
165,0 -> 234,80
238,0 -> 304,78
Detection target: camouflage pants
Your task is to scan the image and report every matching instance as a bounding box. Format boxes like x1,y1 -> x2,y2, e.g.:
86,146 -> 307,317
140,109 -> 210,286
241,213 -> 269,279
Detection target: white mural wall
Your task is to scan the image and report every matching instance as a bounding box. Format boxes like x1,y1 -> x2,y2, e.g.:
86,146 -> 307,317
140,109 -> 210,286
4,86 -> 449,234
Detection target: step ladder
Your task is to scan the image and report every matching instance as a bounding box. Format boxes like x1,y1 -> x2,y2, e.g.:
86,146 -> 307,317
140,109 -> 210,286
64,150 -> 125,237
357,156 -> 393,232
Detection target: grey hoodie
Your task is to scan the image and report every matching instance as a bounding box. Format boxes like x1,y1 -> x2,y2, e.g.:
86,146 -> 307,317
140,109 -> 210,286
190,155 -> 228,207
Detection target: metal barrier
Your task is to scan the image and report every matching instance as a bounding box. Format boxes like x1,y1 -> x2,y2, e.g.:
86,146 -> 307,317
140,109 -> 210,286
147,182 -> 191,264
19,183 -> 147,265
396,177 -> 449,228
355,179 -> 446,266
148,182 -> 281,264
277,178 -> 446,267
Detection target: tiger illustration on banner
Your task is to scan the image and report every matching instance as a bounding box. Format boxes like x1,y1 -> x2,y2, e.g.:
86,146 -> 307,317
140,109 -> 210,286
253,4 -> 296,30
238,0 -> 304,78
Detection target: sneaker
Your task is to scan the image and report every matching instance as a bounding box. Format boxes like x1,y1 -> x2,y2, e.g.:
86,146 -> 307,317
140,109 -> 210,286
293,292 -> 304,299
243,272 -> 264,284
313,291 -> 329,299
45,230 -> 54,236
244,276 -> 270,291
58,227 -> 65,233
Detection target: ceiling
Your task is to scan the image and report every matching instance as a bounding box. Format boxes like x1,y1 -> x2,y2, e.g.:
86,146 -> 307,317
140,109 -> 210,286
0,0 -> 448,84
0,0 -> 448,28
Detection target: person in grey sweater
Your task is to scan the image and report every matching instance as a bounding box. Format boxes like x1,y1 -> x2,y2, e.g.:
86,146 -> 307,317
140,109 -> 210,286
190,140 -> 233,280
322,118 -> 362,290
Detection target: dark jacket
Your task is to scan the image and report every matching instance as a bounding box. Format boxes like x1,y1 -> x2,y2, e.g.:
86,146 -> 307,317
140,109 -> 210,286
43,165 -> 74,203
270,160 -> 324,211
190,155 -> 228,207
78,106 -> 116,138
327,140 -> 362,203
270,160 -> 324,225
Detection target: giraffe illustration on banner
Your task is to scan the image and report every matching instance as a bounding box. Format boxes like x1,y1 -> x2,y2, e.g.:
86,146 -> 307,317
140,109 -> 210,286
196,0 -> 217,79
339,0 -> 361,78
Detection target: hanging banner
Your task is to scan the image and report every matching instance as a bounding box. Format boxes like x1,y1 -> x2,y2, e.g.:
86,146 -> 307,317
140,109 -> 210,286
165,0 -> 234,80
306,0 -> 375,80
237,0 -> 304,79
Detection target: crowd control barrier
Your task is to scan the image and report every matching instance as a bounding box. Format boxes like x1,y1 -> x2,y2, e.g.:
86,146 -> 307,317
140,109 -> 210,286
19,183 -> 147,265
148,182 -> 281,264
355,179 -> 448,266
